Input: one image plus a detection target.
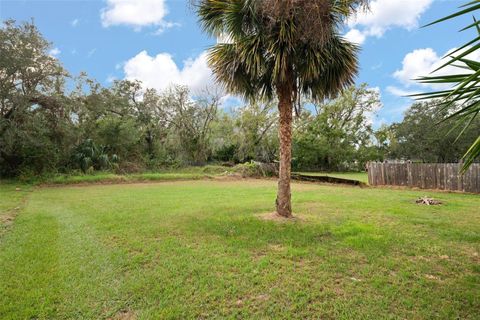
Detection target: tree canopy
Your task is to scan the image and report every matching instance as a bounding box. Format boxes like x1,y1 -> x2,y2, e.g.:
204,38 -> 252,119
1,19 -> 476,180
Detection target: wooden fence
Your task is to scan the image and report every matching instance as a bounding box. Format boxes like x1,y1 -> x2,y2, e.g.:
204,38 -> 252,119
367,162 -> 480,193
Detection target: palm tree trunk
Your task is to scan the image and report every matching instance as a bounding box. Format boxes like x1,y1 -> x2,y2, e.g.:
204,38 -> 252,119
276,86 -> 293,218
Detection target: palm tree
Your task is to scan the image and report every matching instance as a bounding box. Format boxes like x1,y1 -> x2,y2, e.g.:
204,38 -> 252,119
196,0 -> 366,217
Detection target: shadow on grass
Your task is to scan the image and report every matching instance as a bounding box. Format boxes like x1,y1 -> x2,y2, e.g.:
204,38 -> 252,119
187,213 -> 395,258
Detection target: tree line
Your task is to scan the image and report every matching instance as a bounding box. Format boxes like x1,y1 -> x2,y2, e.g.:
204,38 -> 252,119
1,20 -> 478,178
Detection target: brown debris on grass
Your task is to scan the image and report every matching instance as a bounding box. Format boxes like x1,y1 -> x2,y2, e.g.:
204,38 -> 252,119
425,274 -> 441,281
1,196 -> 29,237
110,310 -> 136,320
416,196 -> 442,205
257,211 -> 302,222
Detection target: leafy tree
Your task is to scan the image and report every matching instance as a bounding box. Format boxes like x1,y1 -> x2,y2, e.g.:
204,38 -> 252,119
293,84 -> 381,171
0,20 -> 71,177
210,110 -> 238,162
155,86 -> 219,164
95,117 -> 142,162
196,0 -> 366,217
371,125 -> 394,161
234,102 -> 278,163
386,101 -> 480,163
71,77 -> 149,169
210,103 -> 278,164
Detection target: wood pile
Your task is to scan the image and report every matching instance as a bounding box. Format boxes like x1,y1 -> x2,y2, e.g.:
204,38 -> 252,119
416,197 -> 442,205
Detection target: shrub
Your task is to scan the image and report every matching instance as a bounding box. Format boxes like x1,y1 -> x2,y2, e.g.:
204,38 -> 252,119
72,139 -> 119,173
233,161 -> 277,178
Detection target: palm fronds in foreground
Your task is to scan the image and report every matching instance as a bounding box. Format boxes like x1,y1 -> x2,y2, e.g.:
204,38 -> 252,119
413,1 -> 480,172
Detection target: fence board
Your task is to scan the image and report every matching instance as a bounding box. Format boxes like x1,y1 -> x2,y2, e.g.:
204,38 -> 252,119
367,163 -> 480,193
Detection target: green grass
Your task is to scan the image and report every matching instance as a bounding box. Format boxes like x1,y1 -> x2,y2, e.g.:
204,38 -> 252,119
1,179 -> 479,319
0,183 -> 31,236
296,171 -> 369,183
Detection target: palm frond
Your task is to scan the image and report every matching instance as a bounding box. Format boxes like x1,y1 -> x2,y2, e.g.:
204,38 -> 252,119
297,36 -> 359,100
423,1 -> 480,27
415,1 -> 480,171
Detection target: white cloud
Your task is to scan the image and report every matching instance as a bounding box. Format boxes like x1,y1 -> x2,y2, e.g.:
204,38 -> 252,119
386,86 -> 420,97
101,0 -> 168,29
71,19 -> 79,27
48,47 -> 61,57
344,28 -> 366,44
393,47 -> 480,89
346,0 -> 433,43
393,48 -> 439,87
152,21 -> 181,35
123,50 -> 216,93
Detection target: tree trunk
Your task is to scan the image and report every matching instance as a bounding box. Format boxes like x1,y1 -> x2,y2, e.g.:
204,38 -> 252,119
276,86 -> 293,218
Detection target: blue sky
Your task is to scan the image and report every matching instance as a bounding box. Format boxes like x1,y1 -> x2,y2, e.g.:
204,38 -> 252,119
0,0 -> 474,125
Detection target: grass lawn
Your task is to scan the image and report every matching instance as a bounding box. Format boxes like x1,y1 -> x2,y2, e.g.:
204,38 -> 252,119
295,172 -> 369,184
0,183 -> 31,236
0,179 -> 479,319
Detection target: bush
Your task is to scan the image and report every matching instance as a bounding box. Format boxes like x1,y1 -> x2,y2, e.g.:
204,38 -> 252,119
213,144 -> 238,162
233,161 -> 278,178
72,139 -> 119,173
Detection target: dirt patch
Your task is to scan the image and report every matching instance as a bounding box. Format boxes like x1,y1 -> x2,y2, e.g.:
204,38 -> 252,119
257,212 -> 303,222
0,211 -> 17,224
425,274 -> 441,281
234,294 -> 270,308
268,244 -> 287,252
0,193 -> 30,236
292,173 -> 366,187
470,251 -> 479,263
254,294 -> 270,302
110,310 -> 136,320
252,243 -> 288,261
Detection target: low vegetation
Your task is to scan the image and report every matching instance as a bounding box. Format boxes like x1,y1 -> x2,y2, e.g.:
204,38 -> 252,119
3,163 -> 279,186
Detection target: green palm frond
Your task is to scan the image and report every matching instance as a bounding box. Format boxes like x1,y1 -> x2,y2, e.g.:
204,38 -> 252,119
296,36 -> 359,100
197,0 -> 361,103
196,0 -> 258,38
464,136 -> 480,168
414,0 -> 480,172
423,1 -> 480,28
